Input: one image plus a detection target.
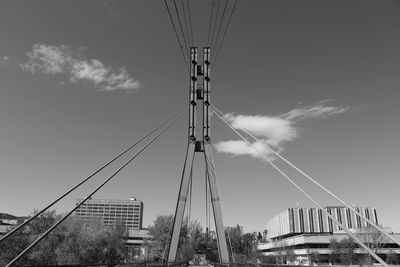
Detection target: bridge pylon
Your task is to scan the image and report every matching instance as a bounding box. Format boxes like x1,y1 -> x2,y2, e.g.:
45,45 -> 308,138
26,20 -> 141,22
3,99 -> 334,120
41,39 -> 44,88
168,47 -> 229,263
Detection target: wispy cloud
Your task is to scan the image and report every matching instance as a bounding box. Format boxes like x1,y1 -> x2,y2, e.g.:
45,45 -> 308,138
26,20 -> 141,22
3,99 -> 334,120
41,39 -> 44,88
214,101 -> 349,160
281,100 -> 348,121
20,44 -> 141,91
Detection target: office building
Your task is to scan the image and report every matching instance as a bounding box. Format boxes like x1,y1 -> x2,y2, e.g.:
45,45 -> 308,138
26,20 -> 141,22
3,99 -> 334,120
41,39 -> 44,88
258,207 -> 400,265
125,229 -> 153,261
0,213 -> 27,237
74,197 -> 143,231
266,206 -> 378,240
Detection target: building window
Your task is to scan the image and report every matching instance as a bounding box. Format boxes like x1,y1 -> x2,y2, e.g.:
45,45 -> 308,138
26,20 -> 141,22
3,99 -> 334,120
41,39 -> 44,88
318,209 -> 323,232
309,209 -> 314,233
337,208 -> 342,230
346,208 -> 352,229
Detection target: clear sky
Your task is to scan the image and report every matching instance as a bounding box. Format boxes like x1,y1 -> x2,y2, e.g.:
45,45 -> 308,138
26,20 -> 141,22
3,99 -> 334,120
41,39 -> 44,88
1,0 -> 400,233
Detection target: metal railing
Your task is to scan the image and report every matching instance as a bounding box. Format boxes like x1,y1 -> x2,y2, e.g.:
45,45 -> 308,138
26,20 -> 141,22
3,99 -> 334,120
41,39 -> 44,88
15,261 -> 187,267
210,263 -> 298,267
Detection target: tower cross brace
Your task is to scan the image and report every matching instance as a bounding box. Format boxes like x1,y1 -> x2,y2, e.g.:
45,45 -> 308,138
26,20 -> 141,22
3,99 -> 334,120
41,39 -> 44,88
167,47 -> 229,263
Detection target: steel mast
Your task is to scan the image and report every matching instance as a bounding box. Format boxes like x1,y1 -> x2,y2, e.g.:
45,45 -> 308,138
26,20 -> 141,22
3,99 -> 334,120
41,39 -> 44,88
168,47 -> 229,263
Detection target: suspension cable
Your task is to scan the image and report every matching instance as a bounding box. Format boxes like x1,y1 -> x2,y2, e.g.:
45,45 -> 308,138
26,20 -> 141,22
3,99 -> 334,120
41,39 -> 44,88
173,0 -> 190,54
211,0 -> 229,51
164,0 -> 190,72
212,0 -> 238,72
210,0 -> 221,49
205,157 -> 213,249
204,145 -> 234,263
181,0 -> 192,48
207,0 -> 215,47
6,112 -> 184,267
188,164 -> 193,230
163,220 -> 175,263
203,150 -> 220,260
207,168 -> 211,239
206,148 -> 235,262
226,225 -> 235,263
211,105 -> 389,267
0,106 -> 187,245
211,104 -> 400,249
187,0 -> 194,45
205,163 -> 209,243
185,165 -> 193,237
185,165 -> 193,255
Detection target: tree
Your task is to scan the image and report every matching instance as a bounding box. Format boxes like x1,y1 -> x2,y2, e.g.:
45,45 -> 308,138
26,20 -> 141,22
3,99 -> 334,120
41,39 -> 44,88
188,220 -> 203,254
0,210 -> 127,266
338,239 -> 355,265
308,250 -> 320,266
224,226 -> 258,263
329,238 -> 340,264
0,228 -> 30,266
0,210 -> 64,266
284,248 -> 296,264
259,254 -> 278,264
147,215 -> 203,262
180,219 -> 205,262
329,237 -> 355,265
147,214 -> 174,261
37,216 -> 126,265
225,225 -> 244,262
202,234 -> 219,262
385,252 -> 400,265
357,226 -> 386,263
276,250 -> 285,264
242,233 -> 256,261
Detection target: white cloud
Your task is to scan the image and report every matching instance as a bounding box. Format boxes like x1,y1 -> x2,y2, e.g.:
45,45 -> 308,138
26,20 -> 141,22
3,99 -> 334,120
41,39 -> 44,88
282,100 -> 349,121
1,56 -> 10,65
99,68 -> 141,91
21,44 -> 70,74
224,113 -> 297,146
214,101 -> 349,160
20,44 -> 141,91
214,140 -> 278,160
70,59 -> 109,84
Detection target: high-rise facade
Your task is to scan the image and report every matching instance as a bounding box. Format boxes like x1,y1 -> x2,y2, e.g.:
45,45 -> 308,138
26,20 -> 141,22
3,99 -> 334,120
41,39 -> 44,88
74,197 -> 143,230
266,206 -> 378,240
